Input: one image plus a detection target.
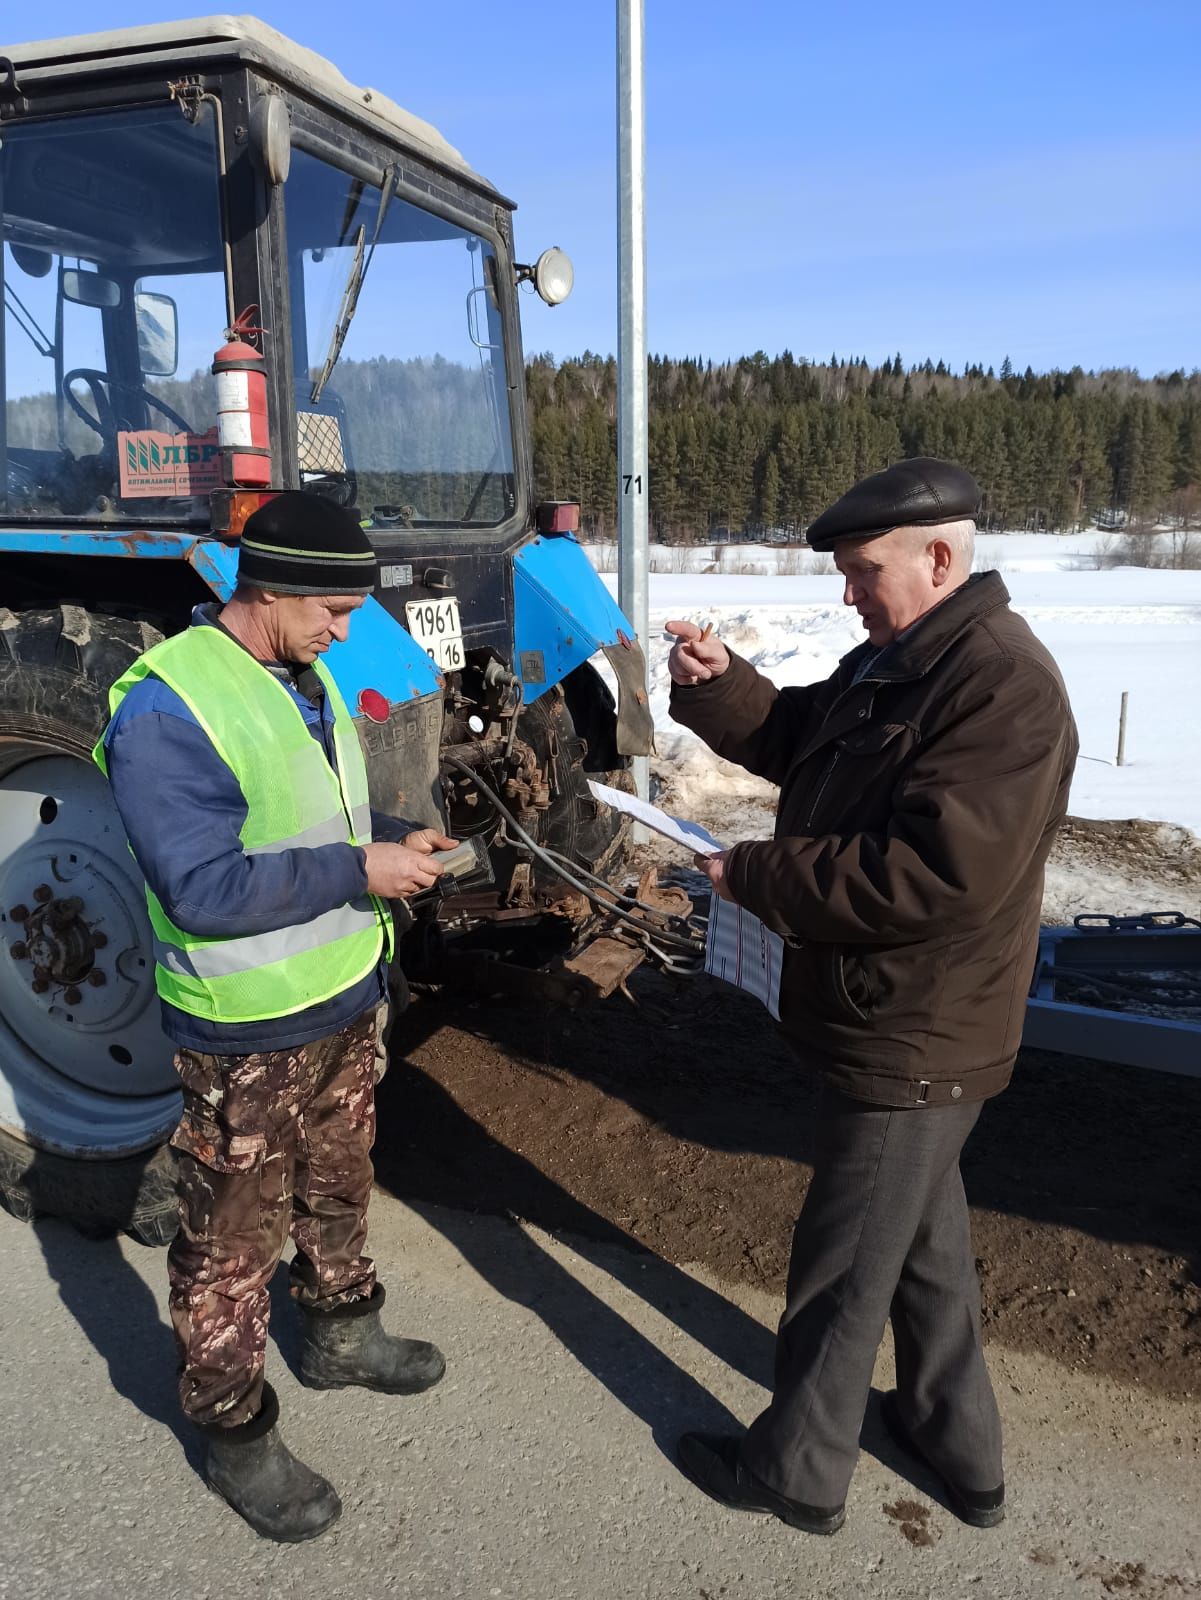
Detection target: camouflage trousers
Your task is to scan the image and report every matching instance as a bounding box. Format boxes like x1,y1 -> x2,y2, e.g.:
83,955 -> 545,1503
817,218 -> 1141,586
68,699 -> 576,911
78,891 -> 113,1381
166,1009 -> 379,1429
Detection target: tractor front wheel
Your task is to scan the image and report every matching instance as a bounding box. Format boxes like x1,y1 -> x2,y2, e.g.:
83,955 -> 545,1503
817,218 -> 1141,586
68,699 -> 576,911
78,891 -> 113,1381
0,605 -> 180,1244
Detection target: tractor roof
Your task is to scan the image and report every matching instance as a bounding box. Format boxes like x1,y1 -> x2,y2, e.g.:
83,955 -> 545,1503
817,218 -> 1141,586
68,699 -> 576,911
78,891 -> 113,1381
0,14 -> 495,194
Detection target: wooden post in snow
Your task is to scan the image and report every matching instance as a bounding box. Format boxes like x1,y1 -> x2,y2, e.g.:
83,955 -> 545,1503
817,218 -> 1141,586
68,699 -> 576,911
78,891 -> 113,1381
1116,691 -> 1129,767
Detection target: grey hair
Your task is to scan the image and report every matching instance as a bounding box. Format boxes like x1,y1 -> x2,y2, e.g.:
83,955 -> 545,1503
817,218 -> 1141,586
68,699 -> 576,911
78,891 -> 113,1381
937,517 -> 976,571
897,518 -> 976,573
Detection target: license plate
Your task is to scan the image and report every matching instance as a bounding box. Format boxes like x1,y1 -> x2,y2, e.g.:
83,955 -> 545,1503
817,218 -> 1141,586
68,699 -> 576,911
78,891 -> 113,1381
404,597 -> 465,671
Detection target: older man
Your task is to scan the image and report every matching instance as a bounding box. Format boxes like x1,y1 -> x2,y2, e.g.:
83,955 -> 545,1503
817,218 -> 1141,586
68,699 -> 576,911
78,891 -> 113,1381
667,458 -> 1078,1535
96,493 -> 453,1542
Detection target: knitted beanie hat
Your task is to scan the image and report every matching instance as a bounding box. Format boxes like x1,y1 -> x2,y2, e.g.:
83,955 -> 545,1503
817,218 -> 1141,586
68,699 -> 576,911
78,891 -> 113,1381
238,492 -> 377,596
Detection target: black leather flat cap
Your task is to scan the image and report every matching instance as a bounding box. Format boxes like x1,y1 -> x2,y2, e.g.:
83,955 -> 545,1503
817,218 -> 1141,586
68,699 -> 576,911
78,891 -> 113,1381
806,457 -> 981,551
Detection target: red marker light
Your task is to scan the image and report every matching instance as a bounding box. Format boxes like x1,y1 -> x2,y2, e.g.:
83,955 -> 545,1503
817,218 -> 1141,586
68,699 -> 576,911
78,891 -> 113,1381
357,688 -> 390,723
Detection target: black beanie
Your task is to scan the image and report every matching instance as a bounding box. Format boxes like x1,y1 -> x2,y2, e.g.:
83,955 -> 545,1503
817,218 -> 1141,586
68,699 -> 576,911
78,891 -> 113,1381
238,492 -> 377,596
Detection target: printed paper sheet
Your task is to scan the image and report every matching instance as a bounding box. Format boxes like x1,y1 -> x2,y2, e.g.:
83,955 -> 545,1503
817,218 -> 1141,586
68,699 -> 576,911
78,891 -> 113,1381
587,780 -> 723,856
704,897 -> 784,1020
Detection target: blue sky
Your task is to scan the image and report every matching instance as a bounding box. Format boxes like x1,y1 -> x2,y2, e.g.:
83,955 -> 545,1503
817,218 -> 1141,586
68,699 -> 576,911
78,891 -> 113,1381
13,1 -> 1200,375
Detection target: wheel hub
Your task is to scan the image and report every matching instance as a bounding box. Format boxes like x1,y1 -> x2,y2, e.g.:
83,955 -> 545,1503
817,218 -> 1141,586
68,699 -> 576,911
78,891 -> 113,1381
13,890 -> 103,992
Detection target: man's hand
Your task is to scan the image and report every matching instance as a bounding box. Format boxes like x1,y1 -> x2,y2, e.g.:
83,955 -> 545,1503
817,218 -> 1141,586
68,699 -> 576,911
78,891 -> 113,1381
362,841 -> 447,898
694,849 -> 736,903
401,827 -> 458,855
665,620 -> 730,685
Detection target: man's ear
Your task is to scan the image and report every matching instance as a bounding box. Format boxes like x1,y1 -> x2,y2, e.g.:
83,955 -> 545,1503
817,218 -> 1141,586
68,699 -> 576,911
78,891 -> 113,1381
930,537 -> 954,587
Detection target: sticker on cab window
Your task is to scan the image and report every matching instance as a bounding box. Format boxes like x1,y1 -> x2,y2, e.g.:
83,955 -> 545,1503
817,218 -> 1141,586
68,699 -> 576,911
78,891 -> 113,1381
117,428 -> 223,498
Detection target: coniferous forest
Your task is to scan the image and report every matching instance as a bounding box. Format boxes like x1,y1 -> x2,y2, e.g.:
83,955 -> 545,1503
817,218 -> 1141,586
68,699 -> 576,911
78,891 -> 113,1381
10,349 -> 1197,541
525,353 -> 1201,540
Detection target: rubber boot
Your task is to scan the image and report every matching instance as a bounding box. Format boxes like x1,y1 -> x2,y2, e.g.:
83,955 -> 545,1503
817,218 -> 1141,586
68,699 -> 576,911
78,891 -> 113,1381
300,1283 -> 446,1394
202,1383 -> 341,1543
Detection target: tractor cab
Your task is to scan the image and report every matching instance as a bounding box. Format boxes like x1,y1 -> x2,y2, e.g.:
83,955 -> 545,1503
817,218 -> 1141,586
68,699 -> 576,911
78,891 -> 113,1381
0,20 -> 528,543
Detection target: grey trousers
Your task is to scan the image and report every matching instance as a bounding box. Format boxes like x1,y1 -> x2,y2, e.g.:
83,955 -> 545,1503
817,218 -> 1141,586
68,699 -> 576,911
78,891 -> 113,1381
740,1084 -> 1003,1508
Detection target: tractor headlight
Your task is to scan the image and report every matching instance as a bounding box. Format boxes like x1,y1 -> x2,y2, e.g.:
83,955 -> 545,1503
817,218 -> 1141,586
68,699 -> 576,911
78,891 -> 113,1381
516,247 -> 574,306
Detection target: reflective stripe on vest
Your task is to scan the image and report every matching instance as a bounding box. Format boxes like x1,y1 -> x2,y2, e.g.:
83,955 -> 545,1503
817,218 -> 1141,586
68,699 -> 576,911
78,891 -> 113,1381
94,624 -> 394,1024
151,897 -> 381,981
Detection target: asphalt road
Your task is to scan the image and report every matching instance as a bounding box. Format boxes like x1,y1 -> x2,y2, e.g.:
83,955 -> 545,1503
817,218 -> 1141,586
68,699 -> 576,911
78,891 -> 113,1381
1,1193 -> 1198,1600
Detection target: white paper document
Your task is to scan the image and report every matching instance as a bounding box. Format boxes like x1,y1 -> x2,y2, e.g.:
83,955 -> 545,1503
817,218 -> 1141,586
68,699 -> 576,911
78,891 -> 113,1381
587,780 -> 724,856
704,897 -> 784,1020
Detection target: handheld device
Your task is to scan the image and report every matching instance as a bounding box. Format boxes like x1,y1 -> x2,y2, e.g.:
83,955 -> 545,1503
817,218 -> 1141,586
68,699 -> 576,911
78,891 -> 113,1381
413,835 -> 494,901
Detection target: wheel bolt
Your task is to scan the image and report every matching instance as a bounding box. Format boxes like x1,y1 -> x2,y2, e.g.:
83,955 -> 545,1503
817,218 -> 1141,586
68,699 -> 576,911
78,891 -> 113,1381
91,931 -> 108,949
31,977 -> 49,994
33,884 -> 52,903
86,969 -> 107,987
32,964 -> 50,983
9,905 -> 29,924
10,941 -> 28,960
63,986 -> 82,1005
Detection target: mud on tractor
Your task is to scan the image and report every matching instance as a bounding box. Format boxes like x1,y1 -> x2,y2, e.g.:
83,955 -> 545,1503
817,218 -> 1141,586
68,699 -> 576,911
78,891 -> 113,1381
0,18 -> 696,1241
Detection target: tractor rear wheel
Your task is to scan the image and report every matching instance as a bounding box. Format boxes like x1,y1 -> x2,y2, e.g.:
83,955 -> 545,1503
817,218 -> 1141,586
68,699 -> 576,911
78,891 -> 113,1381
0,605 -> 181,1244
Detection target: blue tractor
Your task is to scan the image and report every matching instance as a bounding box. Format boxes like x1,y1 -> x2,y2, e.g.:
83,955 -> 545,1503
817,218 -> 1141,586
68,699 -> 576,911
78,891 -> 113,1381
0,18 -> 669,1239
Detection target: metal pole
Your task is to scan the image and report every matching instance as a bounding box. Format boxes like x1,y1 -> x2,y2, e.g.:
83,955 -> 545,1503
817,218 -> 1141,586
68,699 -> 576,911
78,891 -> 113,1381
1117,691 -> 1129,767
617,0 -> 649,803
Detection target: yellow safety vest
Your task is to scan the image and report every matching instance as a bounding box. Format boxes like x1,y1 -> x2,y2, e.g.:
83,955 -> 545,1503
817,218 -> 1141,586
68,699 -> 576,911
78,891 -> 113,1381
94,625 -> 392,1023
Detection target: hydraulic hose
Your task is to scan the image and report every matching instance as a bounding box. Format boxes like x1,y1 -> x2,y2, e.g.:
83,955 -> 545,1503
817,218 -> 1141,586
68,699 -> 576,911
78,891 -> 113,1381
444,756 -> 706,961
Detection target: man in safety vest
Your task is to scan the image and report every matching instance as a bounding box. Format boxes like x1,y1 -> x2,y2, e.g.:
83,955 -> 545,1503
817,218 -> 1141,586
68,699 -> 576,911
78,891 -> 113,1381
96,492 -> 454,1543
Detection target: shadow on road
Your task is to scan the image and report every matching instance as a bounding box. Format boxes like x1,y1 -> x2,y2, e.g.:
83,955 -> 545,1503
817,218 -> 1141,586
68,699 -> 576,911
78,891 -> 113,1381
373,1061 -> 776,1442
411,1197 -> 745,1454
30,1217 -> 205,1476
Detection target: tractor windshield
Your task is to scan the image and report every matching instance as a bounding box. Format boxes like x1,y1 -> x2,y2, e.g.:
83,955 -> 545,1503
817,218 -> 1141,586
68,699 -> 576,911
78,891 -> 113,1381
0,101 -> 227,522
284,147 -> 516,529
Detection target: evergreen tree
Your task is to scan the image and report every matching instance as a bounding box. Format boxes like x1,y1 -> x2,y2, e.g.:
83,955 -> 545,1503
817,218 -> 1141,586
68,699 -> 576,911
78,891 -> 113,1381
759,451 -> 781,528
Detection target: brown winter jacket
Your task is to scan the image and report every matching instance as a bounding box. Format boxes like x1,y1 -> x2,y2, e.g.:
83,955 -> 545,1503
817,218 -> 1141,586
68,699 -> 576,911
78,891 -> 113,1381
670,572 -> 1078,1106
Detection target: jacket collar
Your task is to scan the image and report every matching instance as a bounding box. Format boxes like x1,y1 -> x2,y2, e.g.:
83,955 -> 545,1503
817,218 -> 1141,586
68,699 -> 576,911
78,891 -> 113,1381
840,571 -> 1011,685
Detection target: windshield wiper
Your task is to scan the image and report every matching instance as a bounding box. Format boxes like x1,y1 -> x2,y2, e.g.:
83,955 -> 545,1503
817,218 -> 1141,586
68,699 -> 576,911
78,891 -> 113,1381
310,164 -> 397,405
4,282 -> 55,358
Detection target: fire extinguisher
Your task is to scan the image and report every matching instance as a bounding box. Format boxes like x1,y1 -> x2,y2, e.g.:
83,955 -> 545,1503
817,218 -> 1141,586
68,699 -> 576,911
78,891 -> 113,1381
212,307 -> 272,488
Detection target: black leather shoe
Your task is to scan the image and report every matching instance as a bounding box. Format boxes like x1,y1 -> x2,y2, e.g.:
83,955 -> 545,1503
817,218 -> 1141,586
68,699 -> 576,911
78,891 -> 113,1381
880,1391 -> 1005,1528
676,1432 -> 845,1535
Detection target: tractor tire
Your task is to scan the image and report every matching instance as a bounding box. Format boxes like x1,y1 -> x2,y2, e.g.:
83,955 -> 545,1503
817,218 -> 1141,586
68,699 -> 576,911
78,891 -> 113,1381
0,1129 -> 178,1245
0,605 -> 181,1245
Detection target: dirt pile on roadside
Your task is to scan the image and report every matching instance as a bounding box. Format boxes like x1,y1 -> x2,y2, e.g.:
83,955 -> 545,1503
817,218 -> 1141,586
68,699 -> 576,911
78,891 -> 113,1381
378,971 -> 1201,1403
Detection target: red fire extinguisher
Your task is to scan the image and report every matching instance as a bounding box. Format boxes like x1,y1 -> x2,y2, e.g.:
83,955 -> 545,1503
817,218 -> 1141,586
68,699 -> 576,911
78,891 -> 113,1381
212,307 -> 272,489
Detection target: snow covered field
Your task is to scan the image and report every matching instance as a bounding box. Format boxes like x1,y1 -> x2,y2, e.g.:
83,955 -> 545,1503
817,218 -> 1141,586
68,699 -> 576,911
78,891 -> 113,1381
588,530 -> 1111,579
595,554 -> 1201,842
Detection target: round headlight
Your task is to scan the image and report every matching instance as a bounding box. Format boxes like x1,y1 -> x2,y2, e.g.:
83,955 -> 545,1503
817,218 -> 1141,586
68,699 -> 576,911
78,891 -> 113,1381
534,247 -> 574,306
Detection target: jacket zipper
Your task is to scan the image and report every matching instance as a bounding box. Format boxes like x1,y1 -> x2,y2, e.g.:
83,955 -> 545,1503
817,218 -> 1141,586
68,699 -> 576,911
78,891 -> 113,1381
805,748 -> 842,832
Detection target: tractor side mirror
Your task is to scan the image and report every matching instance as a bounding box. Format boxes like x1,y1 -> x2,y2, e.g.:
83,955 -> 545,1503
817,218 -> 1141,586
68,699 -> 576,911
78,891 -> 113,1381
134,291 -> 179,377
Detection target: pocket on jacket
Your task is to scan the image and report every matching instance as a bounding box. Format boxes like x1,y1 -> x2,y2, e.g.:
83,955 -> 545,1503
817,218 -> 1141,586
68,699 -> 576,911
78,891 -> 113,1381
825,946 -> 872,1022
835,721 -> 915,759
786,943 -> 873,1024
856,941 -> 953,1030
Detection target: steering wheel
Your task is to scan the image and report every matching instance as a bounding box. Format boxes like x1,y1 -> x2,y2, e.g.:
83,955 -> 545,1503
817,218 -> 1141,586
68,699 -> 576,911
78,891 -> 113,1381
62,368 -> 194,443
